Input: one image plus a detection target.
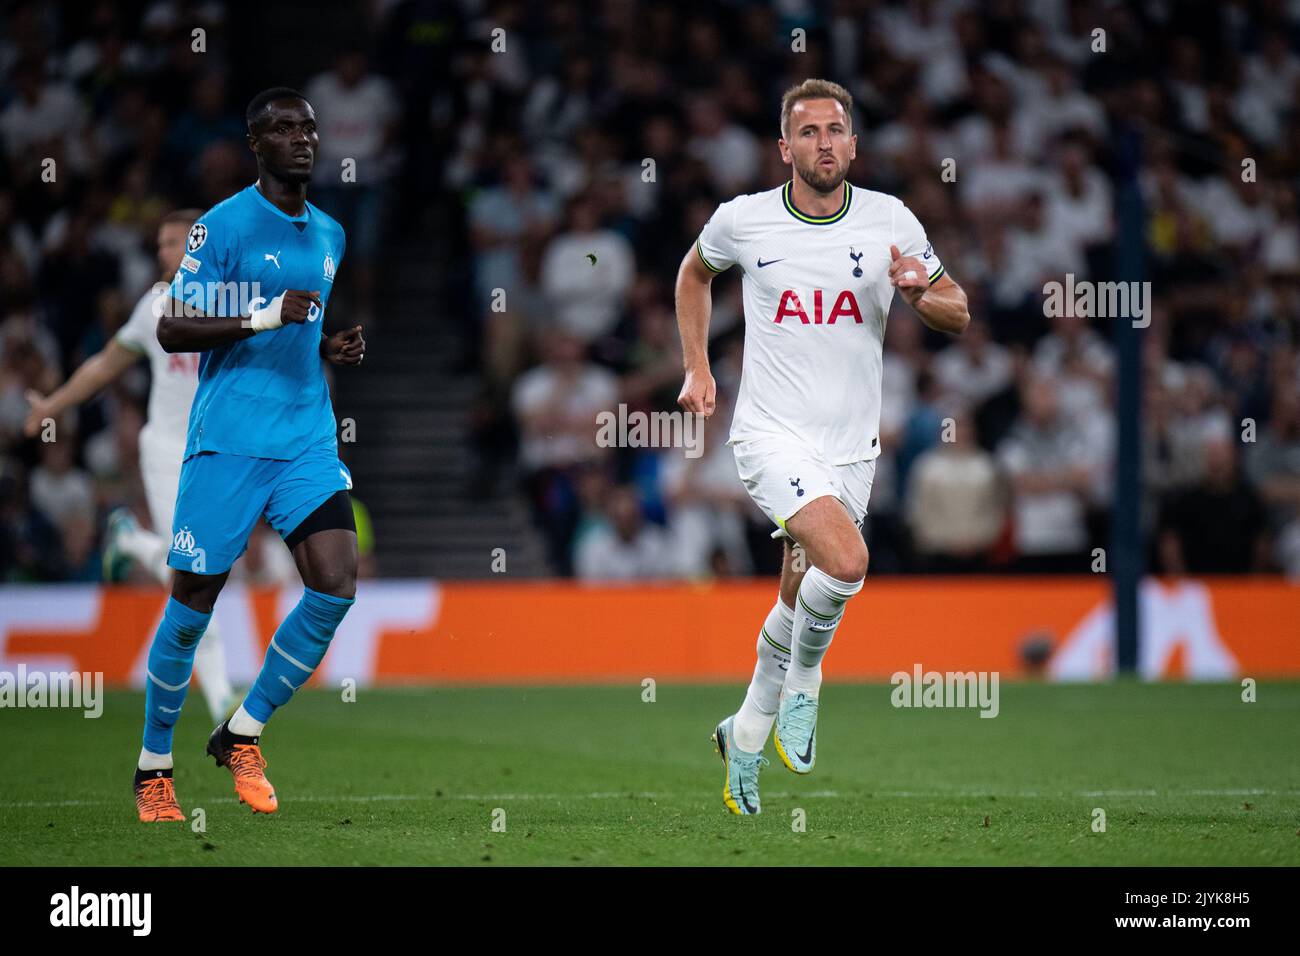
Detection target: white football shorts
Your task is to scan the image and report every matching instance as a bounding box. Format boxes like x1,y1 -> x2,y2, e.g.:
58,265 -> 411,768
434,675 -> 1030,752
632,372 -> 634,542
138,427 -> 184,538
731,437 -> 877,541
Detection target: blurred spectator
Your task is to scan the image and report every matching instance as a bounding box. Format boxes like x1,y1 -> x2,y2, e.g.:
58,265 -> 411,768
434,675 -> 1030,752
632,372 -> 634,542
574,483 -> 675,581
511,329 -> 618,573
511,329 -> 617,474
166,70 -> 244,191
618,286 -> 681,412
1246,390 -> 1300,577
0,460 -> 64,581
961,119 -> 1043,219
30,437 -> 94,526
35,208 -> 120,365
1019,62 -> 1106,155
1165,364 -> 1235,484
28,434 -> 98,578
305,49 -> 401,325
1158,435 -> 1269,574
1033,311 -> 1112,412
685,93 -> 761,196
0,313 -> 60,446
540,193 -> 635,342
874,312 -> 922,496
0,190 -> 39,279
0,56 -> 92,183
522,51 -> 602,177
906,409 -> 1007,572
1042,139 -> 1113,264
1260,183 -> 1300,277
659,399 -> 752,578
997,374 -> 1093,572
468,154 -> 559,338
933,317 -> 1013,409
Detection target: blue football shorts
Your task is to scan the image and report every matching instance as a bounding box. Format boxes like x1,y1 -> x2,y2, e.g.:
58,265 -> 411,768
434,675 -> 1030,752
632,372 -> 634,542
167,435 -> 353,575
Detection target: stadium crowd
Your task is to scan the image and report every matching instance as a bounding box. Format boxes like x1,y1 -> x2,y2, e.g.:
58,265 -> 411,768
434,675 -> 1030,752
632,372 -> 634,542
0,0 -> 396,581
2,0 -> 1298,582
459,0 -> 1300,580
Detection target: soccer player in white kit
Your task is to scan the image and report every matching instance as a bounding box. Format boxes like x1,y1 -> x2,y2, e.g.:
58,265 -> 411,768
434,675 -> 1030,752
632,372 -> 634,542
24,209 -> 235,722
675,80 -> 971,814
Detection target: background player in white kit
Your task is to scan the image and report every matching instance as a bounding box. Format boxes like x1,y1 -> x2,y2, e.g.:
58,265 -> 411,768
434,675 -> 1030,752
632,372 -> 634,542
675,79 -> 971,815
23,209 -> 235,723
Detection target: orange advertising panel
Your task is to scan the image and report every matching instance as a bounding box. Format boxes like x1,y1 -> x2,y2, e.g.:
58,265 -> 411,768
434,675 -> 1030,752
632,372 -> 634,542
0,578 -> 1296,686
376,578 -> 1111,682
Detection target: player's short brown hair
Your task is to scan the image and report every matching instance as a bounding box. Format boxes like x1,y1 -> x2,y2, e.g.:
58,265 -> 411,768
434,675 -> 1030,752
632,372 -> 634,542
780,78 -> 854,139
161,208 -> 204,228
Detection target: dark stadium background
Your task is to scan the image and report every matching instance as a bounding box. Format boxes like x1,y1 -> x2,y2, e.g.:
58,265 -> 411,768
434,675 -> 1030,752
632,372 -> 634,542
1,0 -> 1297,592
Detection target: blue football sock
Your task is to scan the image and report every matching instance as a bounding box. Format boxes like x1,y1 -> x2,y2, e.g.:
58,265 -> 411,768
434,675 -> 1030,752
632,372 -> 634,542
242,587 -> 354,724
142,598 -> 212,755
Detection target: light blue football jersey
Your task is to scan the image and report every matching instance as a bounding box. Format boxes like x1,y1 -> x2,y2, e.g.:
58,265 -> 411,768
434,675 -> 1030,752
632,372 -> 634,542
169,183 -> 345,461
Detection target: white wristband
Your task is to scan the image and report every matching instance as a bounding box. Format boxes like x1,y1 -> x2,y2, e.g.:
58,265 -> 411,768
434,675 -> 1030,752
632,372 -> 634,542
249,293 -> 285,333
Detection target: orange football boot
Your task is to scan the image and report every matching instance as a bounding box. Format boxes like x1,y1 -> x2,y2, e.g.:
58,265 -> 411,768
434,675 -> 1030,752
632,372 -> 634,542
135,768 -> 185,822
206,720 -> 278,813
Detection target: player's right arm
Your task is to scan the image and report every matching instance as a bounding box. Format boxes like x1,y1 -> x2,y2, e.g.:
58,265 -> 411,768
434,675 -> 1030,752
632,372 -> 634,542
676,202 -> 739,418
156,289 -> 320,353
675,243 -> 718,417
22,338 -> 139,437
156,212 -> 320,353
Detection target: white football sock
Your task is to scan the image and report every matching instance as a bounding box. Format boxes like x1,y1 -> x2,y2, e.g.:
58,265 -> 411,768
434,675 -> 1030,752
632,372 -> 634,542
228,704 -> 265,737
115,523 -> 171,585
138,748 -> 173,771
733,599 -> 794,752
786,566 -> 863,697
192,621 -> 234,723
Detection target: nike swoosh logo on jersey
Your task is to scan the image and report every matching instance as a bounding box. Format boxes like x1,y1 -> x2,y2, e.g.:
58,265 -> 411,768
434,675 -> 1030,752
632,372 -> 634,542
756,258 -> 784,268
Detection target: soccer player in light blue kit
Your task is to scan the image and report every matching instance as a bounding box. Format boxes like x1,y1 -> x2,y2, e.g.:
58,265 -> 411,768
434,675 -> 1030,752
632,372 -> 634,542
133,88 -> 367,822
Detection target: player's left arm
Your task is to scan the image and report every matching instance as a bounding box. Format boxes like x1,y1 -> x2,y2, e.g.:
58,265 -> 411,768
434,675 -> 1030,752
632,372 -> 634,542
889,201 -> 969,335
321,325 -> 366,366
889,245 -> 970,335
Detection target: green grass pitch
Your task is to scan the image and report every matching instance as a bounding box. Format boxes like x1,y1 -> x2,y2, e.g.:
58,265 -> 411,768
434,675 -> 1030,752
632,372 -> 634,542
3,682 -> 1298,866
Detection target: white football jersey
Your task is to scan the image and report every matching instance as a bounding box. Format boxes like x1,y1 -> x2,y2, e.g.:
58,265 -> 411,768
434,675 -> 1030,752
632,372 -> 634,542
697,181 -> 944,465
114,283 -> 200,459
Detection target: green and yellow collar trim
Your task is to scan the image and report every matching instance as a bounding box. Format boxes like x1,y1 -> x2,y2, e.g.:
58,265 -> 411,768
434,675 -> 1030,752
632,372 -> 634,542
782,180 -> 851,225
